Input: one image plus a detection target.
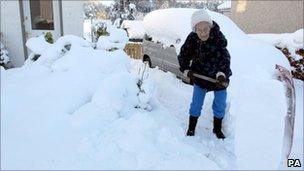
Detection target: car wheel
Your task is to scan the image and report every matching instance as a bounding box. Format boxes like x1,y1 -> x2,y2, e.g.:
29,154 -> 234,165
143,56 -> 152,68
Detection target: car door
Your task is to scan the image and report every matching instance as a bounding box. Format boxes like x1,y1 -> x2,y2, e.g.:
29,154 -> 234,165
162,46 -> 186,79
142,39 -> 164,68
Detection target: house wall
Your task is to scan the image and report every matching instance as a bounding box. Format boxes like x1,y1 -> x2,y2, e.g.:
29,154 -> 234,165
0,0 -> 25,67
219,9 -> 231,18
230,0 -> 303,33
61,0 -> 84,37
0,0 -> 85,68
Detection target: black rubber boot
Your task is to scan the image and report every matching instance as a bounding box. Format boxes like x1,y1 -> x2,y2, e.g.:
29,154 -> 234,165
213,116 -> 225,139
186,115 -> 198,136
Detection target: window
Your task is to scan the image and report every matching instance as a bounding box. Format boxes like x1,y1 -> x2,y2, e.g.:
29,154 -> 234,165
29,0 -> 54,30
236,0 -> 247,13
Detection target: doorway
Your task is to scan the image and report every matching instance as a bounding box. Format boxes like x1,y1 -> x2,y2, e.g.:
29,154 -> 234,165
22,0 -> 61,44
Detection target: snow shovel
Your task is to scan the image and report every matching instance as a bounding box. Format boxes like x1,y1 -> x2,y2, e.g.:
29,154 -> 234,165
275,64 -> 296,160
192,73 -> 229,87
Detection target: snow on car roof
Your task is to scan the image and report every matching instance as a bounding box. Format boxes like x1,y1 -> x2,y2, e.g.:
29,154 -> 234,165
143,8 -> 245,54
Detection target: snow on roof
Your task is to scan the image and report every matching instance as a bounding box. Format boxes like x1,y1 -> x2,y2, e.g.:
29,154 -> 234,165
218,1 -> 232,10
143,8 -> 245,54
121,20 -> 145,39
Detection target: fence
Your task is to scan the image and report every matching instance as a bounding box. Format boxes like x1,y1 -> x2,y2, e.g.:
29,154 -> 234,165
124,43 -> 143,60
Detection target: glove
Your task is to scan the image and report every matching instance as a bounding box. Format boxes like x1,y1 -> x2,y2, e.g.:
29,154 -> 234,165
215,72 -> 228,89
183,70 -> 194,80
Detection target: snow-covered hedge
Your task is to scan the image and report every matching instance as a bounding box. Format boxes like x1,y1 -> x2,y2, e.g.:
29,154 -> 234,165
25,34 -> 91,66
96,26 -> 128,51
91,20 -> 111,42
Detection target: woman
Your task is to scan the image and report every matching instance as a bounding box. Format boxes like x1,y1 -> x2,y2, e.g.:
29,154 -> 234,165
178,9 -> 232,139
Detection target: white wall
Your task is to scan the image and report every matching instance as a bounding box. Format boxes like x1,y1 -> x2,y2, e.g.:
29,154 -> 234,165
0,0 -> 84,68
0,0 -> 25,67
62,0 -> 84,37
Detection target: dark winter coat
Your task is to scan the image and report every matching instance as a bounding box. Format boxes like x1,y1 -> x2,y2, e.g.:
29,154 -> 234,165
178,21 -> 232,91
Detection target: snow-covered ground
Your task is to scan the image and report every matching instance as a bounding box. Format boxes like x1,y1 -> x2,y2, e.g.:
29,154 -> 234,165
1,9 -> 303,170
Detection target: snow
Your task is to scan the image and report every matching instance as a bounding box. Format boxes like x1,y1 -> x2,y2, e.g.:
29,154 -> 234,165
143,8 -> 245,54
121,20 -> 145,39
218,1 -> 232,10
96,27 -> 128,50
26,35 -> 51,54
143,8 -> 295,169
129,3 -> 136,10
100,0 -> 114,7
249,29 -> 304,60
24,35 -> 91,67
1,34 -> 219,170
83,19 -> 112,42
1,8 -> 302,170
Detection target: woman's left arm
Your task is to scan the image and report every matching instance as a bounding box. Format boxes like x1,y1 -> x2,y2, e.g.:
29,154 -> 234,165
216,32 -> 232,78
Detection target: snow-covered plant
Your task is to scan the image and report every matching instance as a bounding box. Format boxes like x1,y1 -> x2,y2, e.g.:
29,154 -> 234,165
0,41 -> 10,68
113,18 -> 122,28
44,32 -> 54,44
26,32 -> 59,62
92,21 -> 109,42
135,62 -> 153,111
137,62 -> 149,93
96,27 -> 128,51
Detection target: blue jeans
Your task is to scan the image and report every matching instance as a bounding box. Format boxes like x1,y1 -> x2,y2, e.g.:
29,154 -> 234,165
189,84 -> 227,119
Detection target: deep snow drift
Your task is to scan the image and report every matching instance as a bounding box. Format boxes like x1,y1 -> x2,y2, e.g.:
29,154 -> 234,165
1,9 -> 301,170
1,34 -> 219,170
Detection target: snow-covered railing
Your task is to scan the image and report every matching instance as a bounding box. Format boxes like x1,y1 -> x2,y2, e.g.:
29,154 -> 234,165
275,64 -> 296,161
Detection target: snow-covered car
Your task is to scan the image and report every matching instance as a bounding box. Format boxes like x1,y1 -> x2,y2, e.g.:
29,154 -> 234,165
142,9 -> 238,84
142,34 -> 190,83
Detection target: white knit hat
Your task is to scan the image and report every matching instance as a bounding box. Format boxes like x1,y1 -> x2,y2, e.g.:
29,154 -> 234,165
191,9 -> 213,31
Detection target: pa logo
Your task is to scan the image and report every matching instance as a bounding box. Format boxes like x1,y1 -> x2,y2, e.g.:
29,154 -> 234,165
287,159 -> 302,167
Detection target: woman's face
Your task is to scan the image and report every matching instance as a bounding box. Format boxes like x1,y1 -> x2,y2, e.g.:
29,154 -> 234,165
195,21 -> 211,41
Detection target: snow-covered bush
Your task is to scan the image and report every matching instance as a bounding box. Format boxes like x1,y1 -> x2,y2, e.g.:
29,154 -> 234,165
96,26 -> 128,51
44,32 -> 54,44
25,34 -> 52,64
92,21 -> 110,42
25,34 -> 91,67
0,41 -> 10,68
